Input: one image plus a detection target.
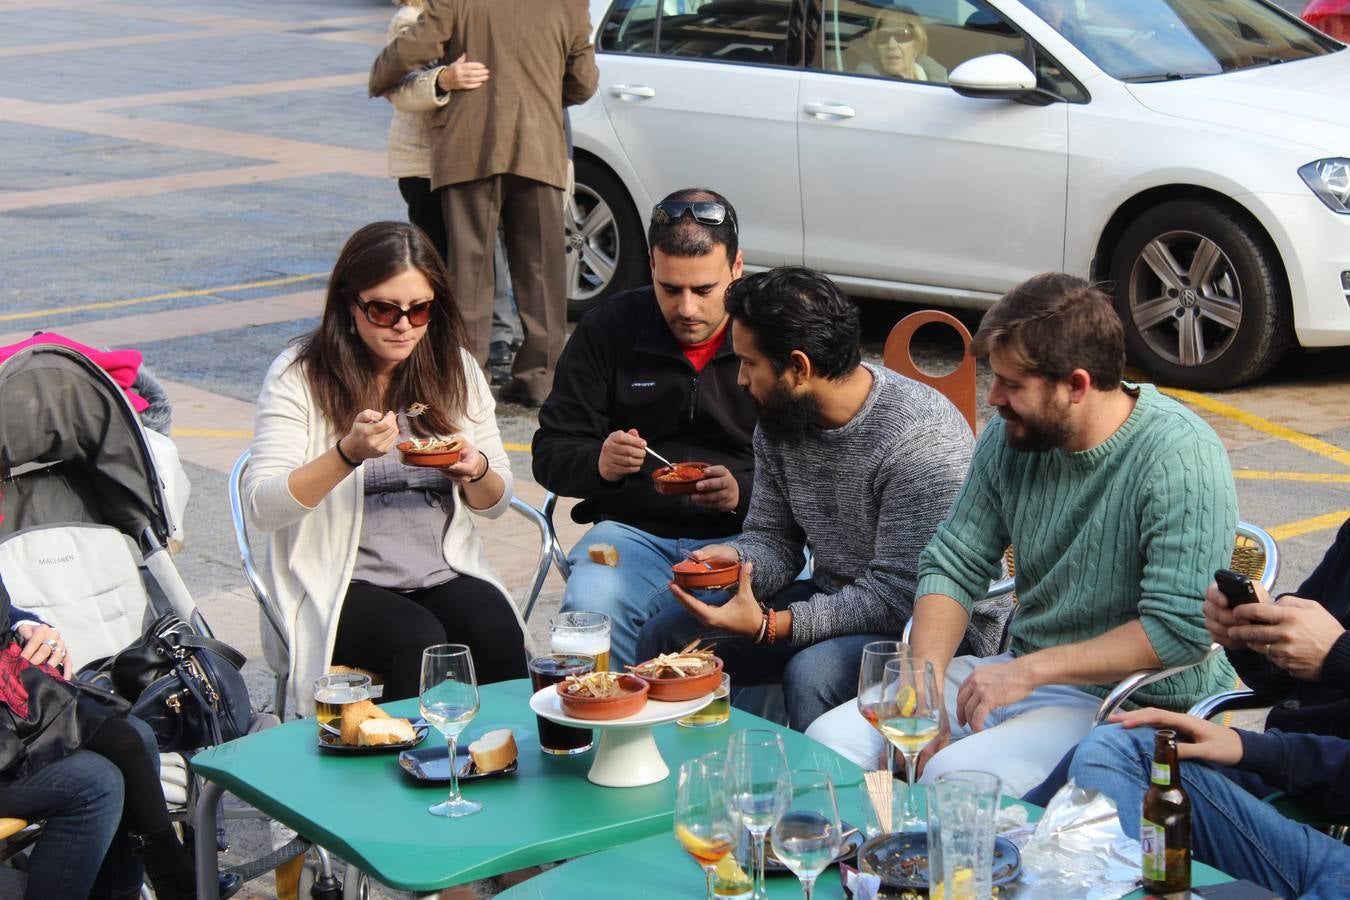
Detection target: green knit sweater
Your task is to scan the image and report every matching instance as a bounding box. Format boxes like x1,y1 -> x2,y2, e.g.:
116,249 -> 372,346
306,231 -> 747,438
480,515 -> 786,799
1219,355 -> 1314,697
916,385 -> 1238,711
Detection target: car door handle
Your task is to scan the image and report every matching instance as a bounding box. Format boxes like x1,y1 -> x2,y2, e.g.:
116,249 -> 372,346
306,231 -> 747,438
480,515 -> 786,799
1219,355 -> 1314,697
610,84 -> 656,99
802,101 -> 856,119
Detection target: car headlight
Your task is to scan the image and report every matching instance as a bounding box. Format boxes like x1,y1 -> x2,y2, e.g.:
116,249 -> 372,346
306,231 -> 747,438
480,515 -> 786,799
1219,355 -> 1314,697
1299,158 -> 1350,214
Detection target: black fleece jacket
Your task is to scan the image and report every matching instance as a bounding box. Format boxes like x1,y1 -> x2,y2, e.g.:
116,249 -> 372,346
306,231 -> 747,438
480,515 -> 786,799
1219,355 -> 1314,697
531,286 -> 758,539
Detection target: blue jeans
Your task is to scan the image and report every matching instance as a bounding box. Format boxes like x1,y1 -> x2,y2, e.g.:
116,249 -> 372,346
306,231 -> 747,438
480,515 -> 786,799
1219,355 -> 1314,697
635,579 -> 893,731
1070,724 -> 1350,899
0,750 -> 125,900
562,520 -> 736,669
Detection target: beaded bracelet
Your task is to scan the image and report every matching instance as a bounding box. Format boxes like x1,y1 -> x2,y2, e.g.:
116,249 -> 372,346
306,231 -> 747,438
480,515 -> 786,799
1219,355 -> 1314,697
766,607 -> 778,645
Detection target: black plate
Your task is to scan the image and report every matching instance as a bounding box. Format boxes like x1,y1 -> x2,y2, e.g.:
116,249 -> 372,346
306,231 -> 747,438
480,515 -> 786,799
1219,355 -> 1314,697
317,719 -> 430,753
765,821 -> 863,874
856,832 -> 1021,890
398,745 -> 519,782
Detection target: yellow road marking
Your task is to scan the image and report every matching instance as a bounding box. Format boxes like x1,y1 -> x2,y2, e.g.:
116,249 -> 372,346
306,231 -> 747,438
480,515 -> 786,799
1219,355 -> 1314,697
1234,470 -> 1350,485
1163,387 -> 1350,469
1269,510 -> 1350,543
172,428 -> 534,455
0,273 -> 327,323
503,442 -> 530,452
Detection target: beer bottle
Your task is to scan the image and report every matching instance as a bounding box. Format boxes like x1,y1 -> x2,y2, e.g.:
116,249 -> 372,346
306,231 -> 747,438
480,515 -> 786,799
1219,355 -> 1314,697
1141,728 -> 1191,893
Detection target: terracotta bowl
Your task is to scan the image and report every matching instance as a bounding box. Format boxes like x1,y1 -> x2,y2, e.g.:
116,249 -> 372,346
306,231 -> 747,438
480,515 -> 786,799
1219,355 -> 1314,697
398,438 -> 463,467
557,674 -> 649,721
634,656 -> 724,702
672,558 -> 741,591
651,461 -> 710,495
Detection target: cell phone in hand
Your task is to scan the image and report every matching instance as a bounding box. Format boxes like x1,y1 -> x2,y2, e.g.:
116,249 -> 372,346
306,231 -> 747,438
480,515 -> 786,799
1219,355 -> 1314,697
1214,569 -> 1259,606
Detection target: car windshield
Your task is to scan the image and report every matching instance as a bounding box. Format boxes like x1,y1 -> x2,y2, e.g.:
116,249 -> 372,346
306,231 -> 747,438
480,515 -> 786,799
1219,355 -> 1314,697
1020,0 -> 1336,82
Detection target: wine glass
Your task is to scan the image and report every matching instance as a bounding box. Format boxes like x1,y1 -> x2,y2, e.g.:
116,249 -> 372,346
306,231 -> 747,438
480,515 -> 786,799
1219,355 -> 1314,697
770,770 -> 842,900
674,753 -> 738,900
857,640 -> 910,778
725,729 -> 791,900
879,658 -> 940,831
419,643 -> 481,817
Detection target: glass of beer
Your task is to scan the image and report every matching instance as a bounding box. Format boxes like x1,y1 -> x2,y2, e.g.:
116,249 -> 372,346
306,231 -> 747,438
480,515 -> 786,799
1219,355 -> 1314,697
549,611 -> 612,672
678,672 -> 731,728
528,652 -> 596,755
313,672 -> 371,739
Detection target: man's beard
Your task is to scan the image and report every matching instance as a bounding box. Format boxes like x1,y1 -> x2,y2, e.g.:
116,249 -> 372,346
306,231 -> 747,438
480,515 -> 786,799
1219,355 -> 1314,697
756,382 -> 821,443
999,403 -> 1073,452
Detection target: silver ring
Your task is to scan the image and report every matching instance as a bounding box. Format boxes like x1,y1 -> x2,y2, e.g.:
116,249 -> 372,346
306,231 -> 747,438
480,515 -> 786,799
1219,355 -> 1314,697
43,638 -> 58,651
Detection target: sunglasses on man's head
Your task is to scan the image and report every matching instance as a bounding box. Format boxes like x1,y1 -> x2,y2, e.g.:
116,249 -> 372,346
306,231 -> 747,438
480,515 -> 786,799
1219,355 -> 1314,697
650,200 -> 738,234
353,296 -> 434,328
877,24 -> 918,43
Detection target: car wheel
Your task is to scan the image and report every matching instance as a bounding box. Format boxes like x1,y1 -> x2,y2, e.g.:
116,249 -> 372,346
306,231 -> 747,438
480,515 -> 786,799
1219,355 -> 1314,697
1108,199 -> 1290,390
566,158 -> 647,319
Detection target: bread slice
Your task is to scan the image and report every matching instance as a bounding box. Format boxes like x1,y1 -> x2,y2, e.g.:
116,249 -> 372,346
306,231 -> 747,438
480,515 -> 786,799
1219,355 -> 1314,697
357,717 -> 416,747
468,728 -> 518,773
339,698 -> 390,746
587,543 -> 619,567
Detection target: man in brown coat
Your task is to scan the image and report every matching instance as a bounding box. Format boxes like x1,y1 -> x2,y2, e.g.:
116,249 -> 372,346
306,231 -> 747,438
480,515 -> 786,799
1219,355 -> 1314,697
369,0 -> 598,406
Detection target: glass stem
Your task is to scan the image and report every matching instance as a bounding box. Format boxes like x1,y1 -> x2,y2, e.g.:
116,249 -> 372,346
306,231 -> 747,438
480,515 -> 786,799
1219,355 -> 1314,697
903,751 -> 919,825
702,863 -> 716,900
801,874 -> 817,900
446,734 -> 462,805
751,830 -> 768,900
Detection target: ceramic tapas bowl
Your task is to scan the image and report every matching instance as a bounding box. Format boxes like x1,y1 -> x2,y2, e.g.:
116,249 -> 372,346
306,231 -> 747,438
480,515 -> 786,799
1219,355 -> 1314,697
556,674 -> 649,720
634,655 -> 724,702
651,461 -> 709,495
398,438 -> 463,467
672,558 -> 740,591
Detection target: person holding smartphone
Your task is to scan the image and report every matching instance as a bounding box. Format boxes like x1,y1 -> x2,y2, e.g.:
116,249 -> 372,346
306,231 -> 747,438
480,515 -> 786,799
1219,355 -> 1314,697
1062,515 -> 1350,898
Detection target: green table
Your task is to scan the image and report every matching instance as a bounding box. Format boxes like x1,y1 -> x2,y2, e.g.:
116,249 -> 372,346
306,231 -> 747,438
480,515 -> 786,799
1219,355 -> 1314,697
190,679 -> 862,896
496,794 -> 1234,899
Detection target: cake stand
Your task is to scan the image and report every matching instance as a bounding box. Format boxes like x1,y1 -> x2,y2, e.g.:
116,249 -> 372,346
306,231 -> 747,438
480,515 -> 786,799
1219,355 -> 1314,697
528,686 -> 713,787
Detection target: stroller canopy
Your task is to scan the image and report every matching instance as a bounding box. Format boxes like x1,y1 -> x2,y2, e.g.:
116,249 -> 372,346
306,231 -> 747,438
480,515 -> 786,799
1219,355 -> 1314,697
0,344 -> 171,550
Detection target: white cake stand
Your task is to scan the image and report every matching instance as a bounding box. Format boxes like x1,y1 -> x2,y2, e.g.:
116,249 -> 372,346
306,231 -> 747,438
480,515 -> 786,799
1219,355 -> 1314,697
529,686 -> 713,787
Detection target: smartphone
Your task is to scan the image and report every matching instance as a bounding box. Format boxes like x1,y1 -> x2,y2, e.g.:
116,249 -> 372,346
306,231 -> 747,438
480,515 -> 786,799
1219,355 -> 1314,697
1214,568 -> 1259,606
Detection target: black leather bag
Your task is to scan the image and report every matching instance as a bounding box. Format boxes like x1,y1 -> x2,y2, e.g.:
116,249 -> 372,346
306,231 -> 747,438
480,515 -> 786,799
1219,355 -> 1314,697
79,612 -> 251,751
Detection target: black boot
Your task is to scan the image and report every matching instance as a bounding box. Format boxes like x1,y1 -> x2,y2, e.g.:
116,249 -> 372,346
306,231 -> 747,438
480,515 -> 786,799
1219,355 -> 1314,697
139,828 -> 243,899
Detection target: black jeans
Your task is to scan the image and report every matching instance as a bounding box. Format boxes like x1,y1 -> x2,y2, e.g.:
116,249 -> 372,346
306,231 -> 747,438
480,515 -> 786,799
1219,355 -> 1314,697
399,176 -> 446,256
333,576 -> 527,701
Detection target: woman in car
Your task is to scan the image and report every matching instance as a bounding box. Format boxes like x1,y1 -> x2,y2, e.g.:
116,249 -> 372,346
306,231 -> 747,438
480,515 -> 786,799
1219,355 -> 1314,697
243,221 -> 527,715
859,7 -> 944,82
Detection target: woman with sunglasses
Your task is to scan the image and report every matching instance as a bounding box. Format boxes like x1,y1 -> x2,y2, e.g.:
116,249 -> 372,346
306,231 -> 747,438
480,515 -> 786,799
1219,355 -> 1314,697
243,221 -> 527,714
859,7 -> 942,82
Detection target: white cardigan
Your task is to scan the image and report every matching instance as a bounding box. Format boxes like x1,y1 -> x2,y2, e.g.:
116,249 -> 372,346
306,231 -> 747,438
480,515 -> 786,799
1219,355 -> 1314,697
243,345 -> 522,716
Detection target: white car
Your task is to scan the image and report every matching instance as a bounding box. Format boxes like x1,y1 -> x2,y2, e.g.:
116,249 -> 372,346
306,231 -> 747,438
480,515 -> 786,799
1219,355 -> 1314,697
565,0 -> 1350,388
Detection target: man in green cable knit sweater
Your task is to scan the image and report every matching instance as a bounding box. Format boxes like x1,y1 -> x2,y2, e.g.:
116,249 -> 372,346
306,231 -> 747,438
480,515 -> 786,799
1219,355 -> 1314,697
807,273 -> 1238,796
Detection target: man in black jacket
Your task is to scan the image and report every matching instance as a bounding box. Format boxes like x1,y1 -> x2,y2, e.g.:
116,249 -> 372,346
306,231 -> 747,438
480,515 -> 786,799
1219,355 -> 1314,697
532,188 -> 758,668
1067,516 -> 1350,897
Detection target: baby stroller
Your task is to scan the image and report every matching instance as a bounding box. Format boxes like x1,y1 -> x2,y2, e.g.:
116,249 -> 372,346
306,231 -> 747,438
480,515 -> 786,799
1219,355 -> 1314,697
0,343 -> 291,895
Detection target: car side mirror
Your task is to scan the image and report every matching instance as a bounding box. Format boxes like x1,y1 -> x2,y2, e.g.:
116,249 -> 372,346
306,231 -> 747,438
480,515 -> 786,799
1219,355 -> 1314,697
949,53 -> 1039,100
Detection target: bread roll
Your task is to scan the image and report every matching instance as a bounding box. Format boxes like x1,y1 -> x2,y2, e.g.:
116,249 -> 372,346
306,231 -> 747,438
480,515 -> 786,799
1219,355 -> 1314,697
339,698 -> 390,746
587,543 -> 619,567
357,717 -> 416,746
468,728 -> 518,773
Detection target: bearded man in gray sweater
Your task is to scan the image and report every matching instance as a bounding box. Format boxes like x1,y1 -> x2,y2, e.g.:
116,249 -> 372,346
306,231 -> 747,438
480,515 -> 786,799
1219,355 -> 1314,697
634,266 -> 982,730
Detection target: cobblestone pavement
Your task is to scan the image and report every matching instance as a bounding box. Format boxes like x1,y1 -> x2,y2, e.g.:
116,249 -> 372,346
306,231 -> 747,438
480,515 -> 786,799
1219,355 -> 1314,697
0,0 -> 1345,895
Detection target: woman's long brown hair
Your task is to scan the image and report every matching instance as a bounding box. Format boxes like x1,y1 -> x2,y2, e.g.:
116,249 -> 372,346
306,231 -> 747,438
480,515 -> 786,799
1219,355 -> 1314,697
294,221 -> 469,437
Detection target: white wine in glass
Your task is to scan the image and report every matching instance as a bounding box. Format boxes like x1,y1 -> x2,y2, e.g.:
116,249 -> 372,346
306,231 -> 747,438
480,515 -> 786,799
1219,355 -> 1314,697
880,658 -> 940,832
419,643 -> 481,817
674,753 -> 738,900
770,770 -> 842,900
856,640 -> 909,777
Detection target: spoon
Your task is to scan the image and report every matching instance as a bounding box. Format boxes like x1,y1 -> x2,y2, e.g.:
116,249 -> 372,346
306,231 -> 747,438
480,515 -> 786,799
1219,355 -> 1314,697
679,548 -> 713,571
644,445 -> 677,470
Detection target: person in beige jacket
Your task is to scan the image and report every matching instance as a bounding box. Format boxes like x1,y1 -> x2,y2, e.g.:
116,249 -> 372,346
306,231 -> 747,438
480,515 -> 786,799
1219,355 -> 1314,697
369,0 -> 598,407
243,222 -> 527,717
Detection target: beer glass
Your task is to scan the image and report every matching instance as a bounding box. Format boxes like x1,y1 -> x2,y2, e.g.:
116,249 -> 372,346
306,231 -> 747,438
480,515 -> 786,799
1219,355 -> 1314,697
679,672 -> 731,728
528,652 -> 595,755
879,658 -> 940,831
856,640 -> 909,775
419,644 -> 481,817
929,770 -> 1001,900
770,770 -> 842,900
675,753 -> 738,900
313,672 -> 371,739
725,729 -> 790,900
549,611 -> 612,671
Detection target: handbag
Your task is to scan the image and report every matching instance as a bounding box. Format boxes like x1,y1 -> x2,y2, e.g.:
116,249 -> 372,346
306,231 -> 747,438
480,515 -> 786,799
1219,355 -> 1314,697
79,612 -> 251,751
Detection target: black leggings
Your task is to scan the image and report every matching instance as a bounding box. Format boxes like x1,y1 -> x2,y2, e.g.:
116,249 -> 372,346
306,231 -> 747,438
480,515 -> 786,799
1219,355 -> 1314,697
332,576 -> 528,701
85,715 -> 169,835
